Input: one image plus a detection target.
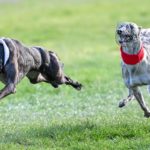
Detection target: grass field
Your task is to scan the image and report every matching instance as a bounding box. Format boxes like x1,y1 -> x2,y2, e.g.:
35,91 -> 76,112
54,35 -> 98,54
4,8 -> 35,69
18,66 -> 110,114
1,0 -> 150,149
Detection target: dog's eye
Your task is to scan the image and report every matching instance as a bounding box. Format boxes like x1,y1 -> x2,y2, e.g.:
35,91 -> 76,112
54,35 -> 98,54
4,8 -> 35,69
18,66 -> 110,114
125,35 -> 131,38
125,34 -> 133,41
126,35 -> 133,39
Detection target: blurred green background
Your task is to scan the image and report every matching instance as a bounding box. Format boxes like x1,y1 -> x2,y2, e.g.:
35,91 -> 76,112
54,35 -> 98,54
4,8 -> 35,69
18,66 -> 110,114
0,0 -> 150,149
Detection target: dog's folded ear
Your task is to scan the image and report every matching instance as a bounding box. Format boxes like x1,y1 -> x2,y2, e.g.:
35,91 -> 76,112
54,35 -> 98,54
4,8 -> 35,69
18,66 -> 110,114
138,26 -> 142,30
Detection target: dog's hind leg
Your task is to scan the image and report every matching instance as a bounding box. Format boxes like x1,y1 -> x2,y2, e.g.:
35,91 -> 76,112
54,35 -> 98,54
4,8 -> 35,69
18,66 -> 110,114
47,52 -> 82,90
27,72 -> 47,84
119,89 -> 134,107
133,87 -> 150,118
27,72 -> 61,88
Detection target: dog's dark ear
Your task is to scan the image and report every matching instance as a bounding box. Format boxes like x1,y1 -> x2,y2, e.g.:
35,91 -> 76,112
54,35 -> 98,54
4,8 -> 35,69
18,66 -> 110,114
130,24 -> 134,30
138,26 -> 142,30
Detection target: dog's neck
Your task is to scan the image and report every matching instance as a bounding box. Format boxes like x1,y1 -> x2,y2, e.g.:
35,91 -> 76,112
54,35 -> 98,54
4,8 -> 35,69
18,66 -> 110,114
120,39 -> 145,65
121,40 -> 142,54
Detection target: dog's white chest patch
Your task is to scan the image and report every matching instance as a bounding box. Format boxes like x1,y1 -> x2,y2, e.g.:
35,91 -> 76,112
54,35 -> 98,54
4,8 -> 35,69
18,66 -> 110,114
0,38 -> 10,65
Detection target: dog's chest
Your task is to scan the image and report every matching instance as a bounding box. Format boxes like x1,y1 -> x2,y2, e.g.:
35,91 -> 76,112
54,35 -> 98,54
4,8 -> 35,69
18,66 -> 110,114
122,56 -> 150,87
121,40 -> 150,87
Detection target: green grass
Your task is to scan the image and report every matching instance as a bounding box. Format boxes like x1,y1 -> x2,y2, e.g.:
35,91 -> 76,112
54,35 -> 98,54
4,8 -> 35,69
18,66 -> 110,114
0,0 -> 150,149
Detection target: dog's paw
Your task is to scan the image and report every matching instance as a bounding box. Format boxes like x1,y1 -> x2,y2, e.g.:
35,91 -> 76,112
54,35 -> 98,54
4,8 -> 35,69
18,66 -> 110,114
118,99 -> 126,108
144,112 -> 150,118
75,83 -> 82,91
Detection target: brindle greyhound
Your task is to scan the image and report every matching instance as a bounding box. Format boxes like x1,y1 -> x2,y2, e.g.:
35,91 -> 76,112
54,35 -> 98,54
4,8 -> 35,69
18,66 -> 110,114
0,37 -> 82,99
116,22 -> 150,118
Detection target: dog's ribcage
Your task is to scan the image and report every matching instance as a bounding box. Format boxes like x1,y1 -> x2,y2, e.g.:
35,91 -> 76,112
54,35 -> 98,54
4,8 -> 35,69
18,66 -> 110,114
122,29 -> 150,88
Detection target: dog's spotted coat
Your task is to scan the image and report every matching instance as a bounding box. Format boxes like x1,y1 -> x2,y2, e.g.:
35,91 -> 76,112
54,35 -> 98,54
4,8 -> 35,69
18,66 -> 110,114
116,22 -> 150,117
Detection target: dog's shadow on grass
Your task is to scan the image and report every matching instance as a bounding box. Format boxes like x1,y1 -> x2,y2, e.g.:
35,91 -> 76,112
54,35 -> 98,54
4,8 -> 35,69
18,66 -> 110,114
2,120 -> 150,147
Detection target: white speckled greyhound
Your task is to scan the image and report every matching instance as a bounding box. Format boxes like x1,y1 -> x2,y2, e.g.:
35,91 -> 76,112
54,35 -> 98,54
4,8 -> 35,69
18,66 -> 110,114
116,22 -> 150,118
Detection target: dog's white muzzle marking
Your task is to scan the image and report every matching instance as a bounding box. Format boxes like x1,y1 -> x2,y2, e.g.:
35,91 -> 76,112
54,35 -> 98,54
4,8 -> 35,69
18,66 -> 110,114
0,38 -> 10,65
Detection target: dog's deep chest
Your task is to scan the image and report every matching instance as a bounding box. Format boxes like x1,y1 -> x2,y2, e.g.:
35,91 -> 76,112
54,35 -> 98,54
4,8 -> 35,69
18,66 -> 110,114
122,53 -> 150,87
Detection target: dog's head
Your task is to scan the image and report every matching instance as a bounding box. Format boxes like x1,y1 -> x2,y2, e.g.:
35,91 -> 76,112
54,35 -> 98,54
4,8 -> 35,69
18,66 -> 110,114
116,22 -> 141,46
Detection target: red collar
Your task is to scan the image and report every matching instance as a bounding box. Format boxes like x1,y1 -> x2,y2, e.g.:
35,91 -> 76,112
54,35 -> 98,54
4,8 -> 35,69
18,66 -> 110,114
120,46 -> 144,65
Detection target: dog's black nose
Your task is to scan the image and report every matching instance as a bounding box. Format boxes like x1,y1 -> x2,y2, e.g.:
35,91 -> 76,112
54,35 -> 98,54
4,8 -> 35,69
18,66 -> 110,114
117,30 -> 122,35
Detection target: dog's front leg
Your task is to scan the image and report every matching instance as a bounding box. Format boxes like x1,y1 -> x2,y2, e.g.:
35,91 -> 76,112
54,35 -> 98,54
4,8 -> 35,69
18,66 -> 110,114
0,83 -> 16,99
133,87 -> 150,118
119,89 -> 134,107
0,66 -> 17,99
0,57 -> 18,99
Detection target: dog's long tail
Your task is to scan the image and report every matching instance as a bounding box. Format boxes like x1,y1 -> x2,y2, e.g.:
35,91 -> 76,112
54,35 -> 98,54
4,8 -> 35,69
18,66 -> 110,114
64,76 -> 82,90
